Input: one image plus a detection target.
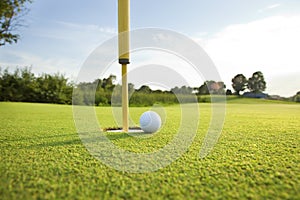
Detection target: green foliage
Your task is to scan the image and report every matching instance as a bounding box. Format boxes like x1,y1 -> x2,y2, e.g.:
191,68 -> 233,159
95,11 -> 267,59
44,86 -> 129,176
226,89 -> 233,95
232,74 -> 247,95
226,95 -> 296,104
171,85 -> 194,94
0,102 -> 299,199
2,67 -> 295,106
293,91 -> 300,103
0,67 -> 73,104
0,0 -> 32,46
198,95 -> 211,102
137,85 -> 152,93
196,81 -> 226,95
247,71 -> 266,93
72,78 -> 206,106
129,92 -> 177,106
197,82 -> 209,95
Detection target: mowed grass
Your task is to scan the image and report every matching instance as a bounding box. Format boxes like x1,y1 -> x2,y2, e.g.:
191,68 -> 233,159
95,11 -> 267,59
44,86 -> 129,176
0,101 -> 299,199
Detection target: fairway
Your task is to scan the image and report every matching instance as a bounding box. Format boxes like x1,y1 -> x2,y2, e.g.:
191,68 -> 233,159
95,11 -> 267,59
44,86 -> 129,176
0,102 -> 299,199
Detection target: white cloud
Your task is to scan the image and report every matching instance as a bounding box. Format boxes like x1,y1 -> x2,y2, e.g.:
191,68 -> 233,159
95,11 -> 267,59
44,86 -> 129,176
258,3 -> 281,13
267,3 -> 281,9
196,15 -> 300,97
0,49 -> 80,78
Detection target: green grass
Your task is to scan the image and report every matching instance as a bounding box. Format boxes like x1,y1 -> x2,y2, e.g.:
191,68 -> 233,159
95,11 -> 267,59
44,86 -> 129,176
225,95 -> 295,104
0,101 -> 299,199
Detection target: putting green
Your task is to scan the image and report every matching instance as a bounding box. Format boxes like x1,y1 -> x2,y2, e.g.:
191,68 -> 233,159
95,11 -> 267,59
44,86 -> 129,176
0,102 -> 299,199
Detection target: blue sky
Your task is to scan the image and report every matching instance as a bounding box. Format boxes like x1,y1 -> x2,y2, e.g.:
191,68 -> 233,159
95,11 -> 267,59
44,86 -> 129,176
1,0 -> 300,96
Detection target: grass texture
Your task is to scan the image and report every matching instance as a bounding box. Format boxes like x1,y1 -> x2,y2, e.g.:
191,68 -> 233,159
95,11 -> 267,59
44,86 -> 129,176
0,101 -> 299,199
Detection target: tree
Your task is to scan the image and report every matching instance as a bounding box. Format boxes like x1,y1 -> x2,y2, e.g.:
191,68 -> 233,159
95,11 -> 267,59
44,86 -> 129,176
197,81 -> 225,95
197,82 -> 209,95
247,71 -> 266,93
0,67 -> 73,104
0,0 -> 32,46
215,81 -> 226,94
226,89 -> 232,95
101,75 -> 116,91
171,85 -> 194,94
231,74 -> 247,95
137,85 -> 152,93
294,91 -> 300,103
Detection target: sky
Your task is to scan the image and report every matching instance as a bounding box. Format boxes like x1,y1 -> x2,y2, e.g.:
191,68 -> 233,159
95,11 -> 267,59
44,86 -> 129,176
0,0 -> 300,97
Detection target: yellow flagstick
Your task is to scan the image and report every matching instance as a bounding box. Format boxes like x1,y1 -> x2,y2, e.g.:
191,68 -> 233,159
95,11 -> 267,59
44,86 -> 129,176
118,0 -> 130,132
121,64 -> 128,132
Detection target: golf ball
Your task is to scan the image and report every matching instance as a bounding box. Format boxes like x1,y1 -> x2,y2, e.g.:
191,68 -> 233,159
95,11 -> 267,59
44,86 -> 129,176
139,111 -> 161,133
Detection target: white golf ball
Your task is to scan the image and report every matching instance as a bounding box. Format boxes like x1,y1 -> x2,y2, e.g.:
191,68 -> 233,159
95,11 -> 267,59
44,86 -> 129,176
139,111 -> 161,133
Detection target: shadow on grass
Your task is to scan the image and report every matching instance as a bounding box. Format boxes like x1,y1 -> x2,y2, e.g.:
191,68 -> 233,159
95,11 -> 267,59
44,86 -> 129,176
3,131 -> 143,149
1,132 -> 81,149
27,138 -> 83,148
22,131 -> 135,149
2,133 -> 78,142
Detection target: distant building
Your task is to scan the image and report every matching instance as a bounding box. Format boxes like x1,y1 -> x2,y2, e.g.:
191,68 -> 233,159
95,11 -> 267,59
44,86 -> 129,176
243,92 -> 268,99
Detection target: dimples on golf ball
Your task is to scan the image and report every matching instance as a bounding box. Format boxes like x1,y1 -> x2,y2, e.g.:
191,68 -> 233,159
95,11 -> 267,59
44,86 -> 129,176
139,111 -> 161,133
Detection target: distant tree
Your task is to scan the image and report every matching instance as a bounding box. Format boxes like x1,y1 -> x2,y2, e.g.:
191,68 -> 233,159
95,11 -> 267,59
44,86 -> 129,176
17,67 -> 36,101
108,84 -> 121,106
197,81 -> 225,95
153,89 -> 164,94
215,81 -> 226,94
101,75 -> 116,91
206,81 -> 216,94
170,86 -> 179,94
247,71 -> 266,93
137,85 -> 152,93
0,67 -> 72,104
197,82 -> 209,95
35,73 -> 72,104
182,86 -> 194,94
231,74 -> 247,95
0,67 -> 21,101
294,91 -> 300,102
0,0 -> 32,46
226,89 -> 232,95
171,85 -> 194,94
128,83 -> 135,95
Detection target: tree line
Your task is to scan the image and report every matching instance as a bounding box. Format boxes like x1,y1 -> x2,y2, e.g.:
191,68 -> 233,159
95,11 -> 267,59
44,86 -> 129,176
0,67 -> 73,104
0,67 -> 299,105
